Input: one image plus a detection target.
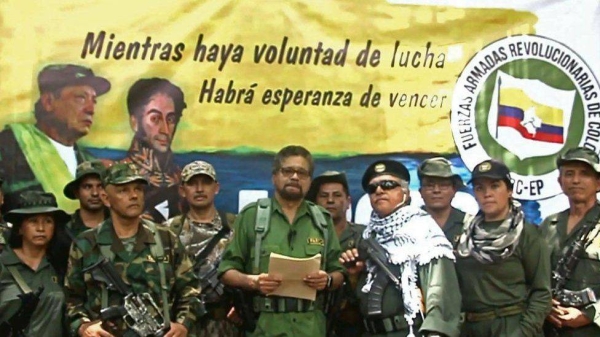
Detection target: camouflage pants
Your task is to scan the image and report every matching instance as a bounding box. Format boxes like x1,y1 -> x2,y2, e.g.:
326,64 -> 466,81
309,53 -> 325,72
198,319 -> 240,337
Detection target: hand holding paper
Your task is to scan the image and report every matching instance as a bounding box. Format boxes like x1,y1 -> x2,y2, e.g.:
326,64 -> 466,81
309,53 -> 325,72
268,253 -> 322,301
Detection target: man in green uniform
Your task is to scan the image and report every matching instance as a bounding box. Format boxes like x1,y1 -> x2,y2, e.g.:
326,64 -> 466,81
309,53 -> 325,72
65,163 -> 202,337
0,64 -> 110,214
63,160 -> 109,238
166,160 -> 238,336
341,159 -> 461,337
418,157 -> 471,245
219,145 -> 346,337
306,170 -> 365,336
541,147 -> 600,336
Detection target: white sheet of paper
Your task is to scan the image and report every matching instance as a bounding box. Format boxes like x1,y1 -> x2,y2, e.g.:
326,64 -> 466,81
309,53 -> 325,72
268,252 -> 321,301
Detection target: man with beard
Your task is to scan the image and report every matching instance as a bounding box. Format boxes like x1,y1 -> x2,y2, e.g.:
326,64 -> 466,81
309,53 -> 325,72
418,157 -> 471,245
541,147 -> 600,336
219,145 -> 345,337
340,159 -> 461,337
166,160 -> 237,336
120,78 -> 186,222
0,64 -> 110,214
305,170 -> 365,336
63,160 -> 110,238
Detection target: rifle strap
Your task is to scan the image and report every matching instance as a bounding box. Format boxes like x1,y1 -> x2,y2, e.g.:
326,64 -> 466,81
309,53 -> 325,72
145,220 -> 171,324
7,266 -> 32,294
254,198 -> 271,274
195,210 -> 232,262
308,203 -> 328,269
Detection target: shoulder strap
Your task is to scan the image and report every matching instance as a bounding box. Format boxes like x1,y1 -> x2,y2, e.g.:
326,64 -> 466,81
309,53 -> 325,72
254,199 -> 271,274
195,212 -> 232,262
7,266 -> 32,294
143,220 -> 171,324
307,203 -> 329,269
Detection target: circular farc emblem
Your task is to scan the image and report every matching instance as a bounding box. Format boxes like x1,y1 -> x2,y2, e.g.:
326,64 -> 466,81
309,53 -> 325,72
479,162 -> 492,172
374,163 -> 386,173
451,35 -> 600,200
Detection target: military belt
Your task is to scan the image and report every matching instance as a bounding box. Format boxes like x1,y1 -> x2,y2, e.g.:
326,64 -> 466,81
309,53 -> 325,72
363,314 -> 408,334
465,303 -> 524,322
253,296 -> 323,313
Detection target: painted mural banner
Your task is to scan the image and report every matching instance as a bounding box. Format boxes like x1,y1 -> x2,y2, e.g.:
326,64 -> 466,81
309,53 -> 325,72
0,0 -> 598,224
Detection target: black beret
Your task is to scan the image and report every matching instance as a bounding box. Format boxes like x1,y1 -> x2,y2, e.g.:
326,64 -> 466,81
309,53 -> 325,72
361,160 -> 410,192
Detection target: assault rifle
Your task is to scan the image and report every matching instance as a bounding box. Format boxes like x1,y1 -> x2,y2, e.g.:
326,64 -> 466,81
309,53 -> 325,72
228,287 -> 257,333
0,286 -> 44,337
84,257 -> 169,337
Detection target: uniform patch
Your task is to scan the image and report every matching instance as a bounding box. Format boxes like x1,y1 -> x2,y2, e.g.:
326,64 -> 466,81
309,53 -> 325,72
51,276 -> 58,284
308,237 -> 324,246
346,239 -> 355,249
147,255 -> 156,262
374,163 -> 386,173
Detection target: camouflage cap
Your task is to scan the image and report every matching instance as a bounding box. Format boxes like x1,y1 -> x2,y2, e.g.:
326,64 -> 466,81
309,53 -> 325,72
103,163 -> 148,186
305,171 -> 349,202
418,157 -> 465,188
5,191 -> 70,225
181,160 -> 217,183
63,160 -> 107,199
556,147 -> 600,173
38,64 -> 110,96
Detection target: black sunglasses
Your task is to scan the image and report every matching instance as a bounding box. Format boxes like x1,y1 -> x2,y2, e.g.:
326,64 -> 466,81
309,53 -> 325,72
366,180 -> 401,194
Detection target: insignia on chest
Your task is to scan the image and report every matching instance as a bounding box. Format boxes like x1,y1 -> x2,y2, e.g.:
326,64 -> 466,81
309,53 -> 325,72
307,237 -> 324,246
52,276 -> 58,284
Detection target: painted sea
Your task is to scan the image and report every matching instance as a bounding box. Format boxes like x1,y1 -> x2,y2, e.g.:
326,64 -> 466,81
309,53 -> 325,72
90,148 -> 544,224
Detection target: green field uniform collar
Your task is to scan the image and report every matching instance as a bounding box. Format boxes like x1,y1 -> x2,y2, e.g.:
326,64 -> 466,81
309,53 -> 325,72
96,219 -> 156,259
556,147 -> 600,173
272,198 -> 311,221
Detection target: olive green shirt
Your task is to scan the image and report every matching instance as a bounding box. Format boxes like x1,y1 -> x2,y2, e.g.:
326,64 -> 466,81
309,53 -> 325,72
0,248 -> 65,337
218,198 -> 345,337
540,204 -> 600,336
422,206 -> 468,246
456,221 -> 551,337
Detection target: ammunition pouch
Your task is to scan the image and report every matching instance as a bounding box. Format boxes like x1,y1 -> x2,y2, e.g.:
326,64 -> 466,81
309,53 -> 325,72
363,314 -> 408,334
253,296 -> 324,313
555,287 -> 597,308
465,303 -> 524,322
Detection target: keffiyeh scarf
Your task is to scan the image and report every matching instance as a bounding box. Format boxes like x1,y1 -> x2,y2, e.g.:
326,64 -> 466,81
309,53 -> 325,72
361,205 -> 455,337
456,200 -> 524,264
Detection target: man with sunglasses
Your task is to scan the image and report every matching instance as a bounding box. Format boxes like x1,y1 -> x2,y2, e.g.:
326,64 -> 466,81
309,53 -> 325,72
341,159 -> 461,337
418,157 -> 471,245
219,145 -> 345,337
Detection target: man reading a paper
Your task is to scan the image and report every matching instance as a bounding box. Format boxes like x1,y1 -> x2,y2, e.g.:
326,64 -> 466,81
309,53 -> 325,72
340,159 -> 461,337
219,145 -> 345,336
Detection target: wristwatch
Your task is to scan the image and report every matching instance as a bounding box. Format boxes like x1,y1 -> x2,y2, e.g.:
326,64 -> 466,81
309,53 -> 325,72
326,274 -> 333,289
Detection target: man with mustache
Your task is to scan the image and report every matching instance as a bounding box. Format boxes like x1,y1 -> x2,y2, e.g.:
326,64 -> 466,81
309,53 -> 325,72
65,163 -> 202,337
219,145 -> 345,337
120,78 -> 187,223
0,64 -> 111,214
305,170 -> 365,336
418,157 -> 471,245
541,147 -> 600,336
63,160 -> 110,238
340,159 -> 461,337
165,160 -> 237,336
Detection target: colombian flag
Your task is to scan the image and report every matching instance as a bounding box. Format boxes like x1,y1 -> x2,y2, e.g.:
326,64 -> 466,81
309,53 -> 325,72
498,87 -> 564,144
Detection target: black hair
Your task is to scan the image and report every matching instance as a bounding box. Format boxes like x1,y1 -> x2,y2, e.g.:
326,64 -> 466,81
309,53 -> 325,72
126,78 -> 187,122
271,145 -> 314,176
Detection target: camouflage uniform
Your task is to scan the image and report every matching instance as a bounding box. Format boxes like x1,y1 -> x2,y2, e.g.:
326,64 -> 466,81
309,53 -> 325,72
64,163 -> 202,336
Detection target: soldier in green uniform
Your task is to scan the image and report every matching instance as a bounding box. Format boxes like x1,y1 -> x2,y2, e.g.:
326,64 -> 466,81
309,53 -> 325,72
65,163 -> 202,337
341,159 -> 461,337
541,147 -> 600,336
63,160 -> 110,238
0,191 -> 71,337
306,170 -> 365,336
165,160 -> 238,336
455,159 -> 551,337
418,157 -> 471,245
219,145 -> 346,337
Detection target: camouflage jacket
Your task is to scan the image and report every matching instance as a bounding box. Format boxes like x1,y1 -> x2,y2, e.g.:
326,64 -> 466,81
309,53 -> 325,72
64,218 -> 201,336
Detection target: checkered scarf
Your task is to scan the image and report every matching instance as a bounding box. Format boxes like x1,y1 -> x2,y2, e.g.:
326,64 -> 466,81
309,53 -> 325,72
456,200 -> 524,264
361,205 -> 455,337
